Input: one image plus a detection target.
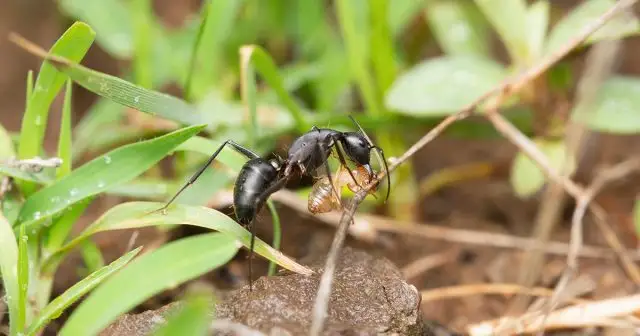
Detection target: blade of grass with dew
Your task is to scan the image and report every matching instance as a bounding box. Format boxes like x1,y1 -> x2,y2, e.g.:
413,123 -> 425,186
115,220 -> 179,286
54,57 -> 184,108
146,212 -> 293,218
16,124 -> 206,234
25,247 -> 141,336
9,34 -> 207,127
186,0 -> 244,101
43,202 -> 313,277
424,1 -> 491,57
0,212 -> 20,335
59,233 -> 237,336
17,22 -> 95,195
266,201 -> 281,276
152,290 -> 213,336
239,46 -> 310,132
17,224 -> 29,333
57,80 -> 73,179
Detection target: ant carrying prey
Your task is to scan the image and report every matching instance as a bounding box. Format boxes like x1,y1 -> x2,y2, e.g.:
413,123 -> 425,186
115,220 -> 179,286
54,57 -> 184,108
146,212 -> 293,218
308,164 -> 378,214
155,116 -> 390,290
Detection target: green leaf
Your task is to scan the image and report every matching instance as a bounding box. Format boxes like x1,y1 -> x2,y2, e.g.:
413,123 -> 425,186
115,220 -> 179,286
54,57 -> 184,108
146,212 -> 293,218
46,202 -> 312,277
10,35 -> 207,127
17,124 -> 206,233
266,201 -> 281,276
424,1 -> 491,57
0,166 -> 54,185
474,0 -> 530,63
17,22 -> 95,193
152,291 -> 213,336
58,0 -> 133,58
526,0 -> 550,60
0,212 -> 20,335
57,80 -> 73,179
385,55 -> 508,116
60,234 -> 237,336
578,76 -> 640,134
545,0 -> 640,56
240,45 -> 310,132
26,247 -> 141,336
510,139 -> 576,197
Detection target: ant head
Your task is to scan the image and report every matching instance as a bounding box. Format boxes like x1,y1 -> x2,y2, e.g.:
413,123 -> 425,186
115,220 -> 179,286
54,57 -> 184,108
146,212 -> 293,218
341,132 -> 371,166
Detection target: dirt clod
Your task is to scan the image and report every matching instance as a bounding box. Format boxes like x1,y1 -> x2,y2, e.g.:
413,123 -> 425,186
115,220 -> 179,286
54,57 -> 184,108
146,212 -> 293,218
214,247 -> 431,335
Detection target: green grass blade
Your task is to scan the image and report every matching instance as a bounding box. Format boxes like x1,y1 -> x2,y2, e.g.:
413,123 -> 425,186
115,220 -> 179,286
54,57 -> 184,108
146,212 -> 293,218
45,198 -> 93,252
26,247 -> 141,336
526,0 -> 549,61
240,48 -> 259,146
131,0 -> 154,88
266,201 -> 281,276
57,79 -> 73,179
0,167 -> 54,185
239,46 -> 310,132
152,290 -> 213,336
17,22 -> 95,194
58,0 -> 133,58
71,98 -> 125,158
60,233 -> 238,336
17,224 -> 29,333
46,202 -> 313,277
184,0 -> 212,101
187,0 -> 244,100
0,212 -> 20,335
17,124 -> 206,233
370,0 -> 397,93
79,240 -> 105,274
10,35 -> 207,127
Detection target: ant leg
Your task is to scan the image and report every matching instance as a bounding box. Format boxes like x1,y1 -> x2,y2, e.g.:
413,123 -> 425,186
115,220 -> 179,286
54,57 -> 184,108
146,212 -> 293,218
154,140 -> 259,214
369,145 -> 391,202
246,174 -> 292,291
312,126 -> 320,132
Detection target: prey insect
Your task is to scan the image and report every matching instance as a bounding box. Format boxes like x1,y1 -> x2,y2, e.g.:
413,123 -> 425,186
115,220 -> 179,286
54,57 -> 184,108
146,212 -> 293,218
308,164 -> 378,214
154,116 -> 390,290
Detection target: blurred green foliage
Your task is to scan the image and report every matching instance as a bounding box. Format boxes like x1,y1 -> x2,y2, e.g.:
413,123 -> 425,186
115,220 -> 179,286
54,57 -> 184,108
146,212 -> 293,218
3,0 -> 640,334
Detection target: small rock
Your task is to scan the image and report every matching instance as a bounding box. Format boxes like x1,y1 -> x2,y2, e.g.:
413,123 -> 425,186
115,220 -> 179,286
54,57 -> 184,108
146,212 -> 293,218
215,247 -> 428,335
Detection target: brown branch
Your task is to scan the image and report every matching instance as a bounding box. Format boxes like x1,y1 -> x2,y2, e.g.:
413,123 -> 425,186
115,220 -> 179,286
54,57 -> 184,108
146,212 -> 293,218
486,111 -> 640,285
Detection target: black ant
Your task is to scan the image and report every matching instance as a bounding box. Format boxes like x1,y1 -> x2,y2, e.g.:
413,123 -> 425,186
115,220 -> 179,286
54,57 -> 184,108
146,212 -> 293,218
155,116 -> 390,290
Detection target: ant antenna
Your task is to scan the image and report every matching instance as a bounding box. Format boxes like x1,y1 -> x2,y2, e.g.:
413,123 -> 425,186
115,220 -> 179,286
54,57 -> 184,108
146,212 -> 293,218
348,115 -> 391,202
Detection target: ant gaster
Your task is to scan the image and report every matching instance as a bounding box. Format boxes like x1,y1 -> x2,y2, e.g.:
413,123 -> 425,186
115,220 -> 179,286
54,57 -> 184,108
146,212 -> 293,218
156,116 -> 390,290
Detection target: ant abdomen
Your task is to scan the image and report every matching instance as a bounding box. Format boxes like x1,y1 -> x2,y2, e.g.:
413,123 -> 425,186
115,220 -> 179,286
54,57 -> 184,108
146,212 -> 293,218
234,158 -> 280,225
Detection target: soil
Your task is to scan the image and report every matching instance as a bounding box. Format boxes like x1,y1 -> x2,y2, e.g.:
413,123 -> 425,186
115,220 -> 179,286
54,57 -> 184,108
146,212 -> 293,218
2,1 -> 640,335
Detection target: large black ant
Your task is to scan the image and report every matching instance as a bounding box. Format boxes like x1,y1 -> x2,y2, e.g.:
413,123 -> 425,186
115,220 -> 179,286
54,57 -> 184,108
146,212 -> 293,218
156,116 -> 390,290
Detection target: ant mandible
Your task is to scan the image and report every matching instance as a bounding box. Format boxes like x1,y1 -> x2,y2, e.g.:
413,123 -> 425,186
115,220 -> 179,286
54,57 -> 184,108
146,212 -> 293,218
155,116 -> 390,290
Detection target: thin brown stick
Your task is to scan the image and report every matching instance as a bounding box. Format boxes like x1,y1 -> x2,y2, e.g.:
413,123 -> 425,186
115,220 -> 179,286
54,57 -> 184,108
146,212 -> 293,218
211,189 -> 640,260
486,111 -> 640,284
420,283 -> 591,306
541,159 -> 640,327
401,248 -> 459,280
